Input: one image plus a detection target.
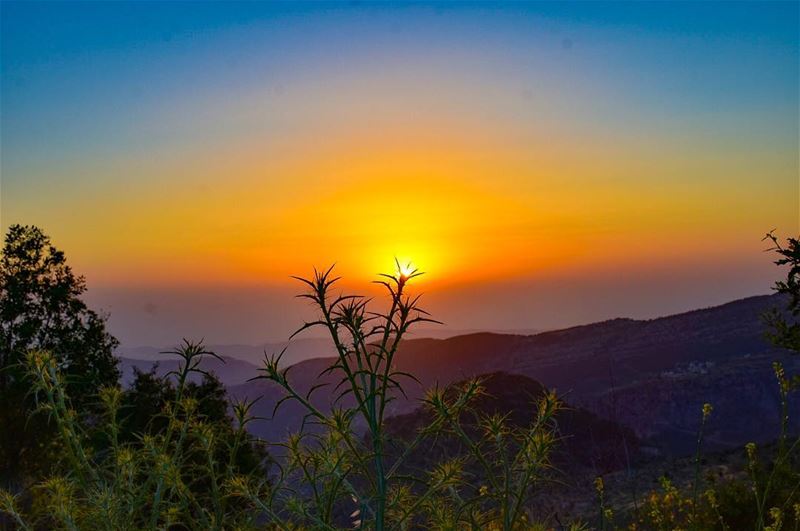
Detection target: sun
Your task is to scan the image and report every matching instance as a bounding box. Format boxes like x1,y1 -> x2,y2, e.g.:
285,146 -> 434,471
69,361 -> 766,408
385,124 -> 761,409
361,245 -> 443,284
396,259 -> 416,279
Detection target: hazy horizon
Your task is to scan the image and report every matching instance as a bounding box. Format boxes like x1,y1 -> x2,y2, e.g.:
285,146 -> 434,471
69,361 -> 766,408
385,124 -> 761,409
91,265 -> 777,347
3,2 -> 798,347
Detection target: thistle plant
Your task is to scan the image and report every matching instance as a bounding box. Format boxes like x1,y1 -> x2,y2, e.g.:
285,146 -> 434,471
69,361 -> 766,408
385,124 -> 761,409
254,263 -> 435,529
1,343 -> 268,530
691,403 -> 713,525
419,378 -> 562,529
253,264 -> 565,530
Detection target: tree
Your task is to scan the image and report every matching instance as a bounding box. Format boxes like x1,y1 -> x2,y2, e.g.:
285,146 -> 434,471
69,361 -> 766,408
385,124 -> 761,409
120,363 -> 267,477
764,231 -> 800,353
0,224 -> 119,483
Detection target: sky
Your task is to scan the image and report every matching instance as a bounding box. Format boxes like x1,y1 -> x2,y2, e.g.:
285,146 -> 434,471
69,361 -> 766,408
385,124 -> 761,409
2,1 -> 798,346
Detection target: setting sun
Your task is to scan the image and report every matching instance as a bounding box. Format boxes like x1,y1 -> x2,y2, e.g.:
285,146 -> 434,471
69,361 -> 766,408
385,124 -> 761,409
1,1 -> 796,341
395,259 -> 417,279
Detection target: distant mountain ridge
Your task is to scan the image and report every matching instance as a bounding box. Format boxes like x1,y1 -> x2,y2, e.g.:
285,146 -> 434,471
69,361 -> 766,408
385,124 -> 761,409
119,355 -> 259,387
115,328 -> 544,366
118,293 -> 796,459
116,337 -> 337,368
228,293 -> 797,457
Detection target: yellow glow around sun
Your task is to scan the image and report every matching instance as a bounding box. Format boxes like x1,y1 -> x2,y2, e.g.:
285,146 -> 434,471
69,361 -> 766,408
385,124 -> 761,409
261,170 -> 535,284
11,40 -> 797,292
395,260 -> 416,278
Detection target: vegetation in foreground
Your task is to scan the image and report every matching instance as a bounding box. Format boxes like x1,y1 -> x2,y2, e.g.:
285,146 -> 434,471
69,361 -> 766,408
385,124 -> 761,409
0,224 -> 798,530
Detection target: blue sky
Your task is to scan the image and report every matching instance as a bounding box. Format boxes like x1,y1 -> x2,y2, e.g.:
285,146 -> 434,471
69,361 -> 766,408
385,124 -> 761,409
2,1 -> 798,345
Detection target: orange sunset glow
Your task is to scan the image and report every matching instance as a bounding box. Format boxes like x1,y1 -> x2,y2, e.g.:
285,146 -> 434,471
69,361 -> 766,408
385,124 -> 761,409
2,2 -> 797,345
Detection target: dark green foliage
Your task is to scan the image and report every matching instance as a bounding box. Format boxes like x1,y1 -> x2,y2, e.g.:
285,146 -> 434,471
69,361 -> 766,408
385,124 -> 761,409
764,231 -> 800,353
0,224 -> 119,484
120,365 -> 268,477
0,343 -> 271,530
121,367 -> 175,438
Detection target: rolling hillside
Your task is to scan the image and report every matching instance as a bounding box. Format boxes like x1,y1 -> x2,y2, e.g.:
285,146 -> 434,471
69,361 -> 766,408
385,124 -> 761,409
229,293 -> 797,457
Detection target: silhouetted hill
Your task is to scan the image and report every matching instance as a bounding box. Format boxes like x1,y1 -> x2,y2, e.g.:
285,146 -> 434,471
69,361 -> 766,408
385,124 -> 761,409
384,372 -> 637,476
228,293 -> 797,456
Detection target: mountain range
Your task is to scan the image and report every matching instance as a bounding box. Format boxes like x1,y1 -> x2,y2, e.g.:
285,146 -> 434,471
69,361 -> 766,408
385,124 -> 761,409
117,337 -> 337,369
119,293 -> 798,462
